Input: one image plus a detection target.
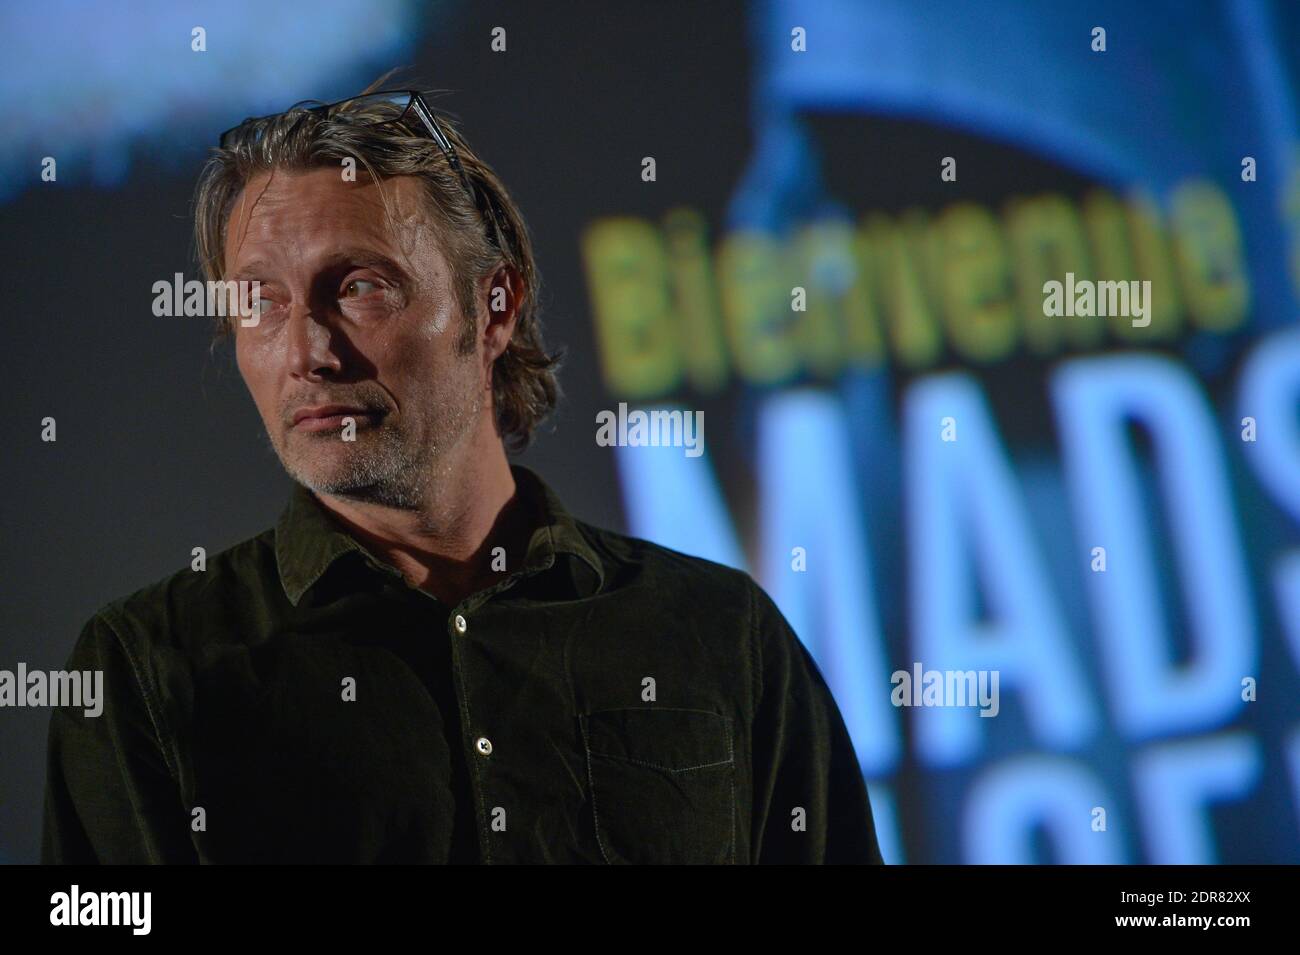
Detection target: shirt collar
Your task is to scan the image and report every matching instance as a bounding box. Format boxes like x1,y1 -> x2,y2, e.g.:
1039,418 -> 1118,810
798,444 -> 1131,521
274,463 -> 605,606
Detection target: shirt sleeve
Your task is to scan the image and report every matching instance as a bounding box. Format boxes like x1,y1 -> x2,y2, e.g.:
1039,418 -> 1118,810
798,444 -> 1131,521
747,578 -> 885,864
41,610 -> 197,864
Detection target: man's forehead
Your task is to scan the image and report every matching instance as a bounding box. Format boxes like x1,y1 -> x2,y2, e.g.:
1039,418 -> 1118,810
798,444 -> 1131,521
224,168 -> 435,267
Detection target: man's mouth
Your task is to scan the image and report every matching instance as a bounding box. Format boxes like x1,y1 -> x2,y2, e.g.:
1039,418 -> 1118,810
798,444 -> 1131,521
291,405 -> 384,433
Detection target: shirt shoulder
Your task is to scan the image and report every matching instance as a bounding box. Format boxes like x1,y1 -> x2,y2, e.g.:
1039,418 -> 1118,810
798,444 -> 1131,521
85,526 -> 281,657
572,517 -> 758,603
572,520 -> 812,678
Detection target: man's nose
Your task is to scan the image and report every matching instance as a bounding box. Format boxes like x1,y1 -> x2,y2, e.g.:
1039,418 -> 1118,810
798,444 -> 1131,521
286,305 -> 342,380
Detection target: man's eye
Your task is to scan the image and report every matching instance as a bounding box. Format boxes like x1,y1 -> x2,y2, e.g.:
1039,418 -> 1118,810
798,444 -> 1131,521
342,279 -> 380,298
243,292 -> 277,318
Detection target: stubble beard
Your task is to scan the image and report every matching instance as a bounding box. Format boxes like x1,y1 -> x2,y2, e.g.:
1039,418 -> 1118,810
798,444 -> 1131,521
274,362 -> 485,511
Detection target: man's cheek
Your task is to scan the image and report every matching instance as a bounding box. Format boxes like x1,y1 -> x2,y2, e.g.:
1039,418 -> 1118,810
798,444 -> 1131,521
235,363 -> 277,433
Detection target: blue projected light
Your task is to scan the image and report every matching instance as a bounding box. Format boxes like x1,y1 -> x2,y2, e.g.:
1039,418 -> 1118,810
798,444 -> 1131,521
0,0 -> 426,200
1132,733 -> 1261,864
906,373 -> 1097,766
614,439 -> 746,571
756,390 -> 898,773
1053,355 -> 1256,741
611,0 -> 1300,862
963,755 -> 1122,865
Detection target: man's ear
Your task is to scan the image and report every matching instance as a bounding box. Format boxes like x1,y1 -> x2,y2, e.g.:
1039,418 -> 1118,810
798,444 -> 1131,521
480,263 -> 522,365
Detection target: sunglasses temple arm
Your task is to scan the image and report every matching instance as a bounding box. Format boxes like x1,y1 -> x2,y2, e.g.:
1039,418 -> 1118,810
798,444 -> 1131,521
410,97 -> 464,174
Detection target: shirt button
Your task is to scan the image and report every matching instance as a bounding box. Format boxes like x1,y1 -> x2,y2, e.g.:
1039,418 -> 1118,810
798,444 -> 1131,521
453,614 -> 468,634
475,736 -> 493,756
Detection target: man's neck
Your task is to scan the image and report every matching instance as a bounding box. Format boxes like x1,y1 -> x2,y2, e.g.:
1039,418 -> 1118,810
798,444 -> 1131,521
312,442 -> 530,606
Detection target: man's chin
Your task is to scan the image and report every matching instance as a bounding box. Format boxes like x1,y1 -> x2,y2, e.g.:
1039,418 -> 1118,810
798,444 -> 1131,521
282,449 -> 374,493
272,425 -> 429,505
280,453 -> 417,505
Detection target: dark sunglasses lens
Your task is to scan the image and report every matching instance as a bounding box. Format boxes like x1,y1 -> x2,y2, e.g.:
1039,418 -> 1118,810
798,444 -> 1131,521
329,92 -> 415,125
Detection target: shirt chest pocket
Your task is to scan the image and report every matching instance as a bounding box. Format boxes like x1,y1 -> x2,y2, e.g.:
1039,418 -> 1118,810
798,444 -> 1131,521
579,707 -> 736,865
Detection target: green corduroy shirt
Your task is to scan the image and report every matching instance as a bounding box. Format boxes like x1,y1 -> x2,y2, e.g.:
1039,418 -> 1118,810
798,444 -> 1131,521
41,463 -> 884,864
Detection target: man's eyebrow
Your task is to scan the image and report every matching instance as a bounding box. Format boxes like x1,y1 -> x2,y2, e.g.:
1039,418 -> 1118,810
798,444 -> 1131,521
226,250 -> 409,281
319,248 -> 409,275
226,259 -> 272,281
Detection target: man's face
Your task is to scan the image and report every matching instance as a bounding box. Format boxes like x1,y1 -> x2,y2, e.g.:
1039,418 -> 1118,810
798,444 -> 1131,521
225,167 -> 491,507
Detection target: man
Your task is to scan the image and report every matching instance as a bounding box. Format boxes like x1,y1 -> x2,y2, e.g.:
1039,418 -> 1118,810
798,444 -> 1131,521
41,81 -> 885,864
